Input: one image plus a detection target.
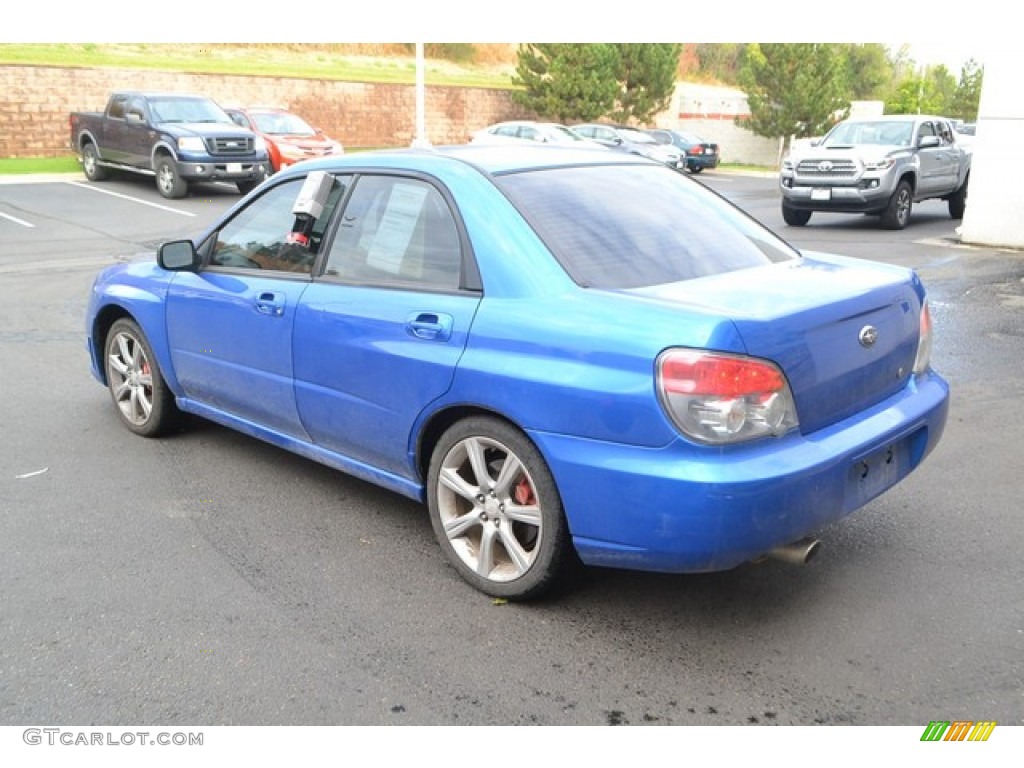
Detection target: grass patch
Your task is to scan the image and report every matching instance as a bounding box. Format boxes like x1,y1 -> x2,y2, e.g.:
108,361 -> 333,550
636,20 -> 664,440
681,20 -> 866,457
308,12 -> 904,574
0,156 -> 80,174
0,43 -> 519,89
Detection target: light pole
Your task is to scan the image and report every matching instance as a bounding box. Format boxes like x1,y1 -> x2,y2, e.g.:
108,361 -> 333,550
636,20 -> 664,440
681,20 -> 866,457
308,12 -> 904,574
411,42 -> 431,148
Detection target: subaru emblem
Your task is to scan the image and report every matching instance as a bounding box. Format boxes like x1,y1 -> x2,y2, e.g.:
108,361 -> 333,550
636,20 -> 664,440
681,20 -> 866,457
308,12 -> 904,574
859,325 -> 878,348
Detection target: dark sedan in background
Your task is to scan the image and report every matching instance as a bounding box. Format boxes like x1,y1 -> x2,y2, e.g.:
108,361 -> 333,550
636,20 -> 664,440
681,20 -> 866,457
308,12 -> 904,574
648,128 -> 720,173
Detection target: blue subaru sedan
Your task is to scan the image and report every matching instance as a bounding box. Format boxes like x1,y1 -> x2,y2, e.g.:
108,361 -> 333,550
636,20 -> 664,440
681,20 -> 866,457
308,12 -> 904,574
85,144 -> 949,599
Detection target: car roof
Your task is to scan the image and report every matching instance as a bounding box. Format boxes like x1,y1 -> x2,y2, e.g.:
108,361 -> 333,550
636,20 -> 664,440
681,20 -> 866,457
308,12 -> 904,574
280,143 -> 650,178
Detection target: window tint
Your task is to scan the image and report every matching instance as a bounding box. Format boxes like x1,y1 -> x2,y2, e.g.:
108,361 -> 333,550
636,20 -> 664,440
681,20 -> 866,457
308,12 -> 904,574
324,176 -> 462,290
209,175 -> 347,273
495,164 -> 798,289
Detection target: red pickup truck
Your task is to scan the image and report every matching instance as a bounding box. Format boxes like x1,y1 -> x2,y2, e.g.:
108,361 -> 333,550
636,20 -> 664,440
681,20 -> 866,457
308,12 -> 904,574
69,91 -> 270,199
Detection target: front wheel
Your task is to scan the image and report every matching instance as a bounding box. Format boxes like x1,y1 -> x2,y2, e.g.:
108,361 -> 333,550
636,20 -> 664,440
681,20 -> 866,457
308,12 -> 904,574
154,155 -> 188,199
236,179 -> 261,195
427,417 -> 571,600
103,318 -> 181,437
881,181 -> 913,229
782,203 -> 812,226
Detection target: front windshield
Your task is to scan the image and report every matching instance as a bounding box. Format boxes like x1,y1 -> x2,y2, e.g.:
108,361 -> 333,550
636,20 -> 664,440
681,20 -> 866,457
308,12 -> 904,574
252,111 -> 316,135
825,121 -> 913,146
495,163 -> 799,289
149,97 -> 231,124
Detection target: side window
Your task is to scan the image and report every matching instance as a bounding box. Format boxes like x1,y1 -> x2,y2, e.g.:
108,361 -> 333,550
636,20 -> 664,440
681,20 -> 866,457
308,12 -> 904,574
108,97 -> 126,120
126,97 -> 146,121
917,122 -> 937,143
937,121 -> 954,144
324,176 -> 462,291
520,126 -> 540,141
208,175 -> 347,273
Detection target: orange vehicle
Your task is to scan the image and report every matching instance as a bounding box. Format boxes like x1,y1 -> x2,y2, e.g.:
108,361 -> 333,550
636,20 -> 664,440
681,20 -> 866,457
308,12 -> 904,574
225,106 -> 343,173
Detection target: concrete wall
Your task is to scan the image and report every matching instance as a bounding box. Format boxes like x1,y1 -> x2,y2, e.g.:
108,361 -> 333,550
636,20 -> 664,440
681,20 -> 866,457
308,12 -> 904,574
0,65 -> 529,158
957,50 -> 1024,249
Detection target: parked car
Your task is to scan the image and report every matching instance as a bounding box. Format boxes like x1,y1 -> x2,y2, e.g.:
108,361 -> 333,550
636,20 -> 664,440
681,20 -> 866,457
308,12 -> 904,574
471,121 -> 600,148
85,145 -> 949,600
225,106 -> 343,174
648,128 -> 720,173
572,123 -> 685,170
779,114 -> 971,229
69,91 -> 269,199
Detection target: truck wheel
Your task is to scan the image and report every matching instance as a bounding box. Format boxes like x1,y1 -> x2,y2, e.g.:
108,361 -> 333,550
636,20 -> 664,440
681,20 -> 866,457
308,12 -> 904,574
782,203 -> 812,226
881,181 -> 912,229
948,177 -> 968,219
81,143 -> 109,181
155,156 -> 188,199
236,180 -> 261,196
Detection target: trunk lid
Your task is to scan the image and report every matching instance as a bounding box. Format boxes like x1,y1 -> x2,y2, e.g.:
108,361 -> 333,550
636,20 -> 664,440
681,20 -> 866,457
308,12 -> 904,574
626,253 -> 924,435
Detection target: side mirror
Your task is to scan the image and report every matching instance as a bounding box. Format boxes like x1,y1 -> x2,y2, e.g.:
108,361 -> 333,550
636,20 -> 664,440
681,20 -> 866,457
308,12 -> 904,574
918,135 -> 940,149
126,112 -> 144,123
158,240 -> 200,271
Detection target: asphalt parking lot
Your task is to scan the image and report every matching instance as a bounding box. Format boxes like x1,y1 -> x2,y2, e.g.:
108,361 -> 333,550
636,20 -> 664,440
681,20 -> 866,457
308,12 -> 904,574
1,168 -> 1022,729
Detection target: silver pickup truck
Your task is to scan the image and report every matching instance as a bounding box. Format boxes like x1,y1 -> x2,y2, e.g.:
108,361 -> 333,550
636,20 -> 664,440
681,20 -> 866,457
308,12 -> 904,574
779,114 -> 970,229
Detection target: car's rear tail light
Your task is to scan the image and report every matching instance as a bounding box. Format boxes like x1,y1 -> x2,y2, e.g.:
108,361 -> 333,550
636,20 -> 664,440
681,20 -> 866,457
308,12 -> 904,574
687,147 -> 702,156
913,300 -> 933,374
656,349 -> 799,444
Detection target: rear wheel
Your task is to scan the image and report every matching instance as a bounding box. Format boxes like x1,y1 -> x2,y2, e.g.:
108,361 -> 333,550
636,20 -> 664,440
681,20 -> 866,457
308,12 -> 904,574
881,181 -> 913,229
155,155 -> 188,199
689,165 -> 703,174
81,143 -> 109,181
948,176 -> 968,219
103,318 -> 181,437
427,417 -> 571,600
782,203 -> 812,226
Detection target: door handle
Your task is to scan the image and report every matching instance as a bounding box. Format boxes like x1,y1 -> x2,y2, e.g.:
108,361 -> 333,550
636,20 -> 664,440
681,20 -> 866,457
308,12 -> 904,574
254,291 -> 285,317
406,312 -> 453,341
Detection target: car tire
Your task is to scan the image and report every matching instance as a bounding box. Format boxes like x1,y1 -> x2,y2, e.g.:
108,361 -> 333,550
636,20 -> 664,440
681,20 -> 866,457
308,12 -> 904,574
103,318 -> 181,437
426,416 -> 571,600
881,181 -> 913,230
81,142 -> 110,181
948,176 -> 968,219
689,166 -> 703,174
782,203 -> 812,226
236,180 -> 261,195
155,155 -> 188,199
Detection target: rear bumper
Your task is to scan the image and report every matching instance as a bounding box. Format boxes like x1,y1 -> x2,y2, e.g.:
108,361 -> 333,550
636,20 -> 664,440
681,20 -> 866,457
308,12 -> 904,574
530,370 -> 949,573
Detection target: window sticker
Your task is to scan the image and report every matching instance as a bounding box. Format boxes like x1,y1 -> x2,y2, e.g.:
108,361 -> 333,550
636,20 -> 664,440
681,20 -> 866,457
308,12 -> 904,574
365,183 -> 428,274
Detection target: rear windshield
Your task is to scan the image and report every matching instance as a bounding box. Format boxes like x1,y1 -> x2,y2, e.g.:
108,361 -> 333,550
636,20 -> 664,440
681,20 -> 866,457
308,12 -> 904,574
494,163 -> 798,289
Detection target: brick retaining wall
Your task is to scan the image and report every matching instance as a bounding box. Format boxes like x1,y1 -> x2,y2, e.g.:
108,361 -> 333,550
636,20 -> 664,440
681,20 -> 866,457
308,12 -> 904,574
0,64 -> 531,158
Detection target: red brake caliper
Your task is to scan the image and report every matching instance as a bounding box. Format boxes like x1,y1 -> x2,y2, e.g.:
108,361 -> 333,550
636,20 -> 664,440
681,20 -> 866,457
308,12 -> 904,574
513,476 -> 536,506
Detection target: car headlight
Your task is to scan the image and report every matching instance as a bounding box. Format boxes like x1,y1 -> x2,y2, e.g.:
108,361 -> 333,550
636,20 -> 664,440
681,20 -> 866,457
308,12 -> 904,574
782,159 -> 794,171
177,137 -> 206,152
865,158 -> 895,171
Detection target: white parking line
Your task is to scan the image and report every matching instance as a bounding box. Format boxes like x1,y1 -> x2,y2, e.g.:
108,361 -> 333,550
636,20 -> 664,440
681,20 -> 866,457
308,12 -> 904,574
65,181 -> 196,216
0,210 -> 34,227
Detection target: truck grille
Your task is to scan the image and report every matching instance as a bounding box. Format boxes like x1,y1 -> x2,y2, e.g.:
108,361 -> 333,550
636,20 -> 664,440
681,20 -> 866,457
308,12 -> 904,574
796,158 -> 858,178
206,136 -> 255,156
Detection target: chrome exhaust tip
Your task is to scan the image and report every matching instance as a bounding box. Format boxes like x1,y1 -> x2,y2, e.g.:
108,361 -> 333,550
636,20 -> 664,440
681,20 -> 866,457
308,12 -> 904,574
767,536 -> 821,566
